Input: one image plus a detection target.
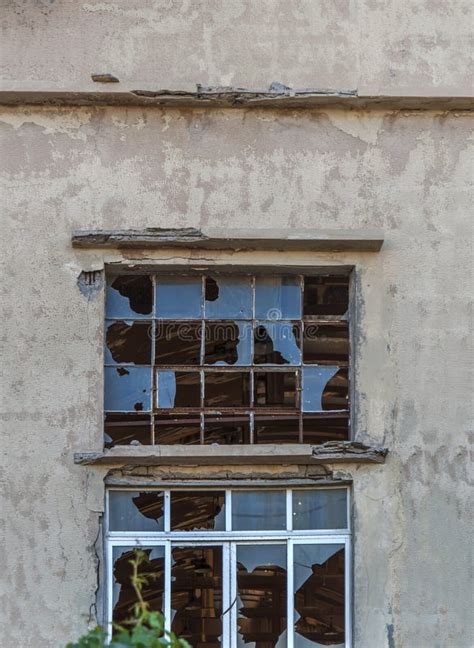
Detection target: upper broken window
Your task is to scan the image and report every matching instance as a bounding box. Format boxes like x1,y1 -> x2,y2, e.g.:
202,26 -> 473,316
104,272 -> 351,445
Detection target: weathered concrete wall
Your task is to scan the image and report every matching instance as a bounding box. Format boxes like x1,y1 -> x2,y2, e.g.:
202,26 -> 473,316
1,1 -> 472,96
0,106 -> 472,648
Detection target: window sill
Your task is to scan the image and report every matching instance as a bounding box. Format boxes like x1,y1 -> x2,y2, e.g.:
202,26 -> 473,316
74,442 -> 387,466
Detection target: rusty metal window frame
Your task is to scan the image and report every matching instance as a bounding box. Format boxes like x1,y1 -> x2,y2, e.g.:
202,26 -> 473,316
104,268 -> 354,446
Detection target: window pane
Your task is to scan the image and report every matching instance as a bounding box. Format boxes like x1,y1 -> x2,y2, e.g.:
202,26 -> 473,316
157,371 -> 201,408
112,546 -> 164,626
105,320 -> 152,365
302,367 -> 343,412
109,491 -> 164,531
155,321 -> 201,365
294,544 -> 345,647
156,276 -> 202,319
302,414 -> 349,443
104,366 -> 151,412
155,414 -> 201,444
104,413 -> 152,447
171,546 -> 222,647
204,371 -> 250,408
237,544 -> 287,648
255,275 -> 301,319
254,322 -> 301,365
205,276 -> 253,319
232,491 -> 286,530
303,275 -> 349,318
204,321 -> 252,365
293,490 -> 348,530
106,275 -> 153,318
254,371 -> 297,408
204,415 -> 251,444
254,415 -> 300,443
170,491 -> 225,531
303,323 -> 349,365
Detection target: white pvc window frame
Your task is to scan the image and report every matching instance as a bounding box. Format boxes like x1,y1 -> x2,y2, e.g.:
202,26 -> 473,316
105,486 -> 352,648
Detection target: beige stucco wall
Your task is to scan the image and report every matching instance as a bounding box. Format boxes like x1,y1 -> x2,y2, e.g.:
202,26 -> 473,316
1,0 -> 473,96
0,106 -> 472,647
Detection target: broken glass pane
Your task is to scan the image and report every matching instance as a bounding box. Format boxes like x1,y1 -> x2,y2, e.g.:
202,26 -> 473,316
254,415 -> 300,443
105,366 -> 151,411
106,275 -> 153,318
255,275 -> 301,319
155,321 -> 201,365
321,368 -> 349,411
170,491 -> 225,531
303,414 -> 349,444
171,546 -> 223,647
205,275 -> 253,319
237,544 -> 287,648
232,491 -> 286,530
294,544 -> 345,647
105,320 -> 152,365
113,546 -> 164,626
302,367 -> 341,412
293,490 -> 347,530
254,322 -> 301,365
155,414 -> 201,444
254,371 -> 297,407
303,275 -> 349,318
204,321 -> 252,365
155,276 -> 202,319
204,415 -> 251,444
104,413 -> 152,447
157,371 -> 201,408
109,491 -> 164,531
303,322 -> 349,365
204,371 -> 251,408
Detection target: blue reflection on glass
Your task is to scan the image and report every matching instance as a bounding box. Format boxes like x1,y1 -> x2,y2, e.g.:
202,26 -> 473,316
157,371 -> 176,408
302,366 -> 339,411
106,276 -> 152,319
205,276 -> 253,319
255,322 -> 301,365
109,491 -> 164,531
292,489 -> 347,530
156,277 -> 202,319
232,491 -> 286,530
255,276 -> 301,319
104,366 -> 151,411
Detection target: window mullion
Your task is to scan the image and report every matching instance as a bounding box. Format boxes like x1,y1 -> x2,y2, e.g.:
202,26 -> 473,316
164,540 -> 171,634
287,539 -> 294,648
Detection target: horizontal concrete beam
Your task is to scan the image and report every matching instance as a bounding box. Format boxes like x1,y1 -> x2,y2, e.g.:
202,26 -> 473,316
74,442 -> 388,467
0,84 -> 473,110
71,228 -> 384,252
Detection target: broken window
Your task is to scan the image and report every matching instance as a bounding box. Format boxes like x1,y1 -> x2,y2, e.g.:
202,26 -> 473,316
107,487 -> 350,646
104,273 -> 350,446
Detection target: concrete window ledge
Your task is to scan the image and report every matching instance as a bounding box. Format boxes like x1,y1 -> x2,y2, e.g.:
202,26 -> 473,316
73,442 -> 388,467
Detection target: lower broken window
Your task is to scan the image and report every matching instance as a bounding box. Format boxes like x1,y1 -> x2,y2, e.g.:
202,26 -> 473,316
107,488 -> 350,646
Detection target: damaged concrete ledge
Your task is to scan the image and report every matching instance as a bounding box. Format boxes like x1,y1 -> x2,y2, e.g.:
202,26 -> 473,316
71,228 -> 384,252
73,442 -> 388,467
0,83 -> 473,110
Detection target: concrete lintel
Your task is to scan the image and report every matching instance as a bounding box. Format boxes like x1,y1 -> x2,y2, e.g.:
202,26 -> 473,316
73,443 -> 388,467
71,228 -> 384,252
0,85 -> 473,110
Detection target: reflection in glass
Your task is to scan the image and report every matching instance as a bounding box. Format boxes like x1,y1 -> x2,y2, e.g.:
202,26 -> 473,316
171,546 -> 222,647
204,321 -> 252,365
205,276 -> 253,319
301,367 -> 340,412
303,276 -> 349,318
204,415 -> 251,444
232,491 -> 286,530
106,275 -> 153,318
204,372 -> 250,408
255,276 -> 301,319
254,415 -> 300,443
156,276 -> 202,319
105,320 -> 152,365
104,366 -> 151,412
104,413 -> 152,447
155,414 -> 201,444
294,545 -> 345,646
293,490 -> 347,530
254,371 -> 297,407
303,323 -> 349,365
237,544 -> 287,648
155,321 -> 201,365
113,546 -> 164,626
254,322 -> 301,365
170,491 -> 225,531
157,371 -> 201,408
109,491 -> 164,531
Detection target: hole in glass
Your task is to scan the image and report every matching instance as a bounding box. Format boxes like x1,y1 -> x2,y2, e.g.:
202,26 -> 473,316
204,321 -> 252,366
109,491 -> 164,531
254,322 -> 301,365
157,371 -> 201,408
105,320 -> 152,365
303,276 -> 349,318
155,321 -> 201,365
106,275 -> 153,318
303,323 -> 349,365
